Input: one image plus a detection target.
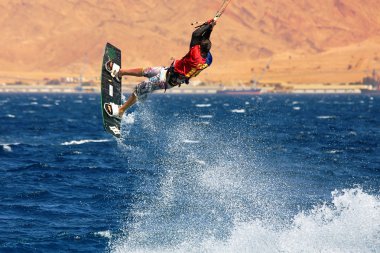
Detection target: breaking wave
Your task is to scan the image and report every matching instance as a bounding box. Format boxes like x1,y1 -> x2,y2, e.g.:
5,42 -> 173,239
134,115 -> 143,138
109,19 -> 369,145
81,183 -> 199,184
110,187 -> 379,253
60,139 -> 110,146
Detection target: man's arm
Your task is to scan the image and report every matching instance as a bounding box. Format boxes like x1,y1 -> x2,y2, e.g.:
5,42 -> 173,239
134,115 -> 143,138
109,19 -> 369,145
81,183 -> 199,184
189,21 -> 215,48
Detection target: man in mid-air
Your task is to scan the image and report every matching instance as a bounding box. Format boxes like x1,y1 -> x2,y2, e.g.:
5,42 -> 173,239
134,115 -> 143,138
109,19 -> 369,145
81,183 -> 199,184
104,19 -> 216,118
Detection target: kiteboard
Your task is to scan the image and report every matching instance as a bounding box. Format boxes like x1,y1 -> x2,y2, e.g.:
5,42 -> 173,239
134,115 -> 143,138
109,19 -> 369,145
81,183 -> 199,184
100,43 -> 122,138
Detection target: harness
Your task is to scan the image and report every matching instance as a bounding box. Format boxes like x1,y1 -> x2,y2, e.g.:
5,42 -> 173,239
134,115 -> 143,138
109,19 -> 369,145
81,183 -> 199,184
165,63 -> 189,91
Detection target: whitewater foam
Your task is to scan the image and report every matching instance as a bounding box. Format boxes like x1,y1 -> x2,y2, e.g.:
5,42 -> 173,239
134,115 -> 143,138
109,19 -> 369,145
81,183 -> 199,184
111,188 -> 380,253
196,104 -> 212,108
198,115 -> 213,119
325,149 -> 343,154
279,188 -> 380,253
110,100 -> 380,253
111,112 -> 280,252
124,113 -> 136,125
317,116 -> 336,119
1,143 -> 20,152
2,144 -> 12,152
182,139 -> 200,144
231,109 -> 246,113
94,230 -> 112,239
60,139 -> 110,146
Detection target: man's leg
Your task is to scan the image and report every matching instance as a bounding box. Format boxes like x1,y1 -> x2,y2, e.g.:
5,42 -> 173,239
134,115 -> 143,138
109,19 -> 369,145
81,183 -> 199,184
116,67 -> 160,115
106,61 -> 144,78
118,93 -> 137,116
104,93 -> 136,117
105,66 -> 163,117
118,68 -> 144,77
118,67 -> 162,79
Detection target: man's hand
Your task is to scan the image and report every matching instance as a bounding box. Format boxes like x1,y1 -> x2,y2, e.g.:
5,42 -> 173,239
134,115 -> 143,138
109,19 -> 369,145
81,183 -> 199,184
207,19 -> 217,27
193,18 -> 217,29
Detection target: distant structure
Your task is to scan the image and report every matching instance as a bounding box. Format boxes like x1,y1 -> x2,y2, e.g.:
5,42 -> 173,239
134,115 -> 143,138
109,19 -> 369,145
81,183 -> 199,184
363,69 -> 380,90
361,68 -> 380,94
251,57 -> 273,88
373,69 -> 380,90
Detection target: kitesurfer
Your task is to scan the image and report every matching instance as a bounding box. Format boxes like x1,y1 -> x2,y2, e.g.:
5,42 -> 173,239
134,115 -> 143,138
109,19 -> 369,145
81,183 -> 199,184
104,19 -> 216,118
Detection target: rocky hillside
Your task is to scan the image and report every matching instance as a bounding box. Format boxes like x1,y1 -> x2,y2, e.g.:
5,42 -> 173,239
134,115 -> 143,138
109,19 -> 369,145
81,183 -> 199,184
1,0 -> 380,83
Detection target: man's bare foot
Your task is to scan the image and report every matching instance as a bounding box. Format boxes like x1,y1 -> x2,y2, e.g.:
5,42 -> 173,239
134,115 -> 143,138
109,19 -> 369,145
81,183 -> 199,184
105,60 -> 122,81
104,103 -> 122,118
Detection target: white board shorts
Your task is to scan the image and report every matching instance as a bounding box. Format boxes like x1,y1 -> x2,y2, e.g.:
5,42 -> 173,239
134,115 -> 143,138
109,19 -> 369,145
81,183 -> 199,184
133,66 -> 175,101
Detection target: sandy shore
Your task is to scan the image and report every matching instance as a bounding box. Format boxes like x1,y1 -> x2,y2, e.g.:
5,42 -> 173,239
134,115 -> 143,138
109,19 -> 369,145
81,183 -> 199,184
0,82 -> 373,94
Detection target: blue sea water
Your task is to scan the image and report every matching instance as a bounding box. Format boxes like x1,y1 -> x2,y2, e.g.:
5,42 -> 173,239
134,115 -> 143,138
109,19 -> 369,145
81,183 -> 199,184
0,93 -> 379,253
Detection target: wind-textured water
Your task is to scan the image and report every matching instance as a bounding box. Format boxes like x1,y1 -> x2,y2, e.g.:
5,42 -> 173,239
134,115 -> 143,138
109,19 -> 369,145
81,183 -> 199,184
0,93 -> 379,253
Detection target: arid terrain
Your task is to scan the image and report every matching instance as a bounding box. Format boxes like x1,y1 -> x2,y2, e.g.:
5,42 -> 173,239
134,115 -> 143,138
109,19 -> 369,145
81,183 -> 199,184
1,0 -> 380,85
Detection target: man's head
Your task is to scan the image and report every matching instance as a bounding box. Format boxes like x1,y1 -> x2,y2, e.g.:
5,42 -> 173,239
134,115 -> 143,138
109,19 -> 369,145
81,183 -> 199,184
200,39 -> 212,54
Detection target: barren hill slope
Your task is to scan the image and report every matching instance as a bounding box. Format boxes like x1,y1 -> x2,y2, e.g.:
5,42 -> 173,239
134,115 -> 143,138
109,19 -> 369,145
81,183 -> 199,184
0,0 -> 380,83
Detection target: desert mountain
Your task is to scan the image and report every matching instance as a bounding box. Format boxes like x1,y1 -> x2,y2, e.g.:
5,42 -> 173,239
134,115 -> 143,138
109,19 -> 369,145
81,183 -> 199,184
1,0 -> 380,83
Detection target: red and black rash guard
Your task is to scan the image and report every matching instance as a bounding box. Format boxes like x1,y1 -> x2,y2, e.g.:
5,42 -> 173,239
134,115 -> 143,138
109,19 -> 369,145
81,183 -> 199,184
173,23 -> 214,79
